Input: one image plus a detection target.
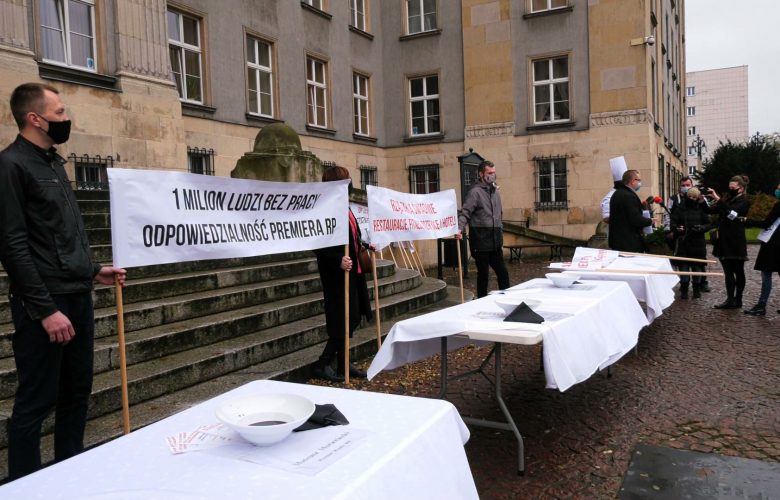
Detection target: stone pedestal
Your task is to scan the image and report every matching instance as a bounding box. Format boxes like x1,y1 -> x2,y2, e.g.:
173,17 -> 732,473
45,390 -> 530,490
231,123 -> 322,183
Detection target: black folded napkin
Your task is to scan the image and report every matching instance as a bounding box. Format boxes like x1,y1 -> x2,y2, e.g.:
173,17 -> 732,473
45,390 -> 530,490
294,404 -> 349,432
503,302 -> 544,324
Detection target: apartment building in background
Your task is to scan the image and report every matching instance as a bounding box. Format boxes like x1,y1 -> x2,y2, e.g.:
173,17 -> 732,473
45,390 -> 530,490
685,65 -> 749,176
0,0 -> 688,262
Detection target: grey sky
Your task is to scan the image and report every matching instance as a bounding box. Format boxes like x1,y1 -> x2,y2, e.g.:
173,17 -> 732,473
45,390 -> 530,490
685,0 -> 779,135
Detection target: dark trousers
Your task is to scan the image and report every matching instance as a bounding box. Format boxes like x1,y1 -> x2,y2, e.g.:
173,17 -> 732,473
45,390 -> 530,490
473,250 -> 510,298
720,259 -> 746,301
8,292 -> 94,480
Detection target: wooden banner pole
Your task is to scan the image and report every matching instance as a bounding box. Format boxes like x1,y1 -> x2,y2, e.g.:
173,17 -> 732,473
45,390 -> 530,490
343,244 -> 350,385
411,242 -> 427,277
455,237 -> 465,304
387,245 -> 398,268
371,251 -> 382,349
574,268 -> 723,277
114,275 -> 131,435
618,251 -> 716,264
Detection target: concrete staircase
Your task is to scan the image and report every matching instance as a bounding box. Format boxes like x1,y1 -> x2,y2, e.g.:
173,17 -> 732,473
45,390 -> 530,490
0,189 -> 460,480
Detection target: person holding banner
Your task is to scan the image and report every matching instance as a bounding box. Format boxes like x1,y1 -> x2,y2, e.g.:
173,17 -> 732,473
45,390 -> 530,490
313,166 -> 372,382
608,169 -> 654,253
456,160 -> 510,298
0,83 -> 127,480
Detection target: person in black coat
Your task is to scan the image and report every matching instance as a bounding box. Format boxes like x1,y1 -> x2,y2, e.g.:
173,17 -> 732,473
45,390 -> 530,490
743,182 -> 780,316
608,169 -> 654,252
707,175 -> 751,309
670,187 -> 712,299
312,166 -> 372,382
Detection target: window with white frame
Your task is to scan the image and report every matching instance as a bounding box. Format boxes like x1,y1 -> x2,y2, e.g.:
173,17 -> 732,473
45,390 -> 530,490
350,0 -> 366,31
686,86 -> 695,96
687,146 -> 696,156
246,36 -> 274,117
407,0 -> 437,34
39,0 -> 97,71
532,56 -> 570,124
306,57 -> 328,127
535,158 -> 568,210
409,75 -> 440,136
167,9 -> 203,103
353,73 -> 370,136
688,126 -> 696,136
303,0 -> 323,10
530,0 -> 567,13
359,165 -> 377,189
686,106 -> 695,116
409,165 -> 439,194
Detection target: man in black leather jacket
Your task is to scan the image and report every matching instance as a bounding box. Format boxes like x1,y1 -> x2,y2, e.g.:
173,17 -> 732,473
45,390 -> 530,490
0,83 -> 126,480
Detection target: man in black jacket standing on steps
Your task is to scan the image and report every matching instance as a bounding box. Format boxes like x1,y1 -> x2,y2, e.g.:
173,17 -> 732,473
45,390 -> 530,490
0,83 -> 126,480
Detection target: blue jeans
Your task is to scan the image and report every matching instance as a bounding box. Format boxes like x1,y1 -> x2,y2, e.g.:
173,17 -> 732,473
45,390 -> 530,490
758,271 -> 779,306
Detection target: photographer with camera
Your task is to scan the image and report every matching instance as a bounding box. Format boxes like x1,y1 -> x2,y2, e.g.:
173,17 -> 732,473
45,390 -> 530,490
669,187 -> 712,299
707,175 -> 751,309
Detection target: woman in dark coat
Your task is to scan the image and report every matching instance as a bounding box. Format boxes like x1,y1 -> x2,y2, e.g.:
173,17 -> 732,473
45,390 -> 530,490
707,175 -> 751,309
743,182 -> 780,316
670,187 -> 712,299
312,166 -> 372,381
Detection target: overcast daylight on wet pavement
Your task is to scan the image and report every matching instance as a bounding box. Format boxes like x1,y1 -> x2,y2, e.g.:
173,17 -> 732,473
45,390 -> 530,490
315,246 -> 779,498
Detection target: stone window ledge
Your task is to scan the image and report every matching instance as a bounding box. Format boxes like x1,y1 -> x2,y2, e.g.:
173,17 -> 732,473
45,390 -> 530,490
349,25 -> 374,40
182,101 -> 217,117
523,5 -> 574,20
403,132 -> 445,143
300,2 -> 332,20
305,124 -> 337,135
525,121 -> 576,132
38,62 -> 118,91
399,29 -> 442,42
353,133 -> 377,143
245,113 -> 283,125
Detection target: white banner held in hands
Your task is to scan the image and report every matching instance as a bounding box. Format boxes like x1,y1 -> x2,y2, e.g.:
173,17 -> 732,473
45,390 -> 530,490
108,168 -> 348,268
366,185 -> 459,247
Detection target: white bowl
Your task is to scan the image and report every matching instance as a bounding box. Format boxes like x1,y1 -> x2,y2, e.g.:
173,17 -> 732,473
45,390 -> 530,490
545,273 -> 580,288
215,393 -> 316,446
494,297 -> 542,315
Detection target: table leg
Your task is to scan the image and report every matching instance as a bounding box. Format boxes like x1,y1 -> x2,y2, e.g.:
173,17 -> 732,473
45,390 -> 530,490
439,341 -> 526,475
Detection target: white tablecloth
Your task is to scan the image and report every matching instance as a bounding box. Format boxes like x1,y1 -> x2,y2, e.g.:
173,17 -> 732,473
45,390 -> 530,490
577,255 -> 678,322
0,381 -> 477,500
368,279 -> 648,391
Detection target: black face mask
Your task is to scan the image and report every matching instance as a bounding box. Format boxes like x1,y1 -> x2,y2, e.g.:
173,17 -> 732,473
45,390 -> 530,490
728,188 -> 740,197
38,115 -> 71,144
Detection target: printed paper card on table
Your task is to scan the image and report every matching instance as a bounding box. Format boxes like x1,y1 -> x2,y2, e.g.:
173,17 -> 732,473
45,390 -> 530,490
366,185 -> 459,248
107,168 -> 349,268
549,247 -> 619,270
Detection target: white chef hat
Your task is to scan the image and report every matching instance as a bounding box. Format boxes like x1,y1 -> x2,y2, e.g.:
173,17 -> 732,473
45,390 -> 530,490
609,156 -> 628,181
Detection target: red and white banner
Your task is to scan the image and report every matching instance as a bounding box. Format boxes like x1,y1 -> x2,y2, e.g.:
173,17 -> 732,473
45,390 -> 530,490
366,185 -> 458,248
107,168 -> 348,268
349,202 -> 371,243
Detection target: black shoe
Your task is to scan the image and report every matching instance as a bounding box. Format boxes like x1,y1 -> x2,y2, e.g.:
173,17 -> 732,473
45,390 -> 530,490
692,286 -> 701,299
312,364 -> 344,383
679,287 -> 689,300
339,363 -> 367,379
700,283 -> 711,293
734,299 -> 743,308
714,299 -> 738,309
743,304 -> 766,316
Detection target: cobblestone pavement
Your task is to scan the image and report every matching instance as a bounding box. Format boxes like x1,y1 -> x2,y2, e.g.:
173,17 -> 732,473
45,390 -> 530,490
346,245 -> 780,499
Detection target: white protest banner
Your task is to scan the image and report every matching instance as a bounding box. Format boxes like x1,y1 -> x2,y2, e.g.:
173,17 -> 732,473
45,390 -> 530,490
366,185 -> 458,248
349,202 -> 371,243
108,168 -> 348,268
